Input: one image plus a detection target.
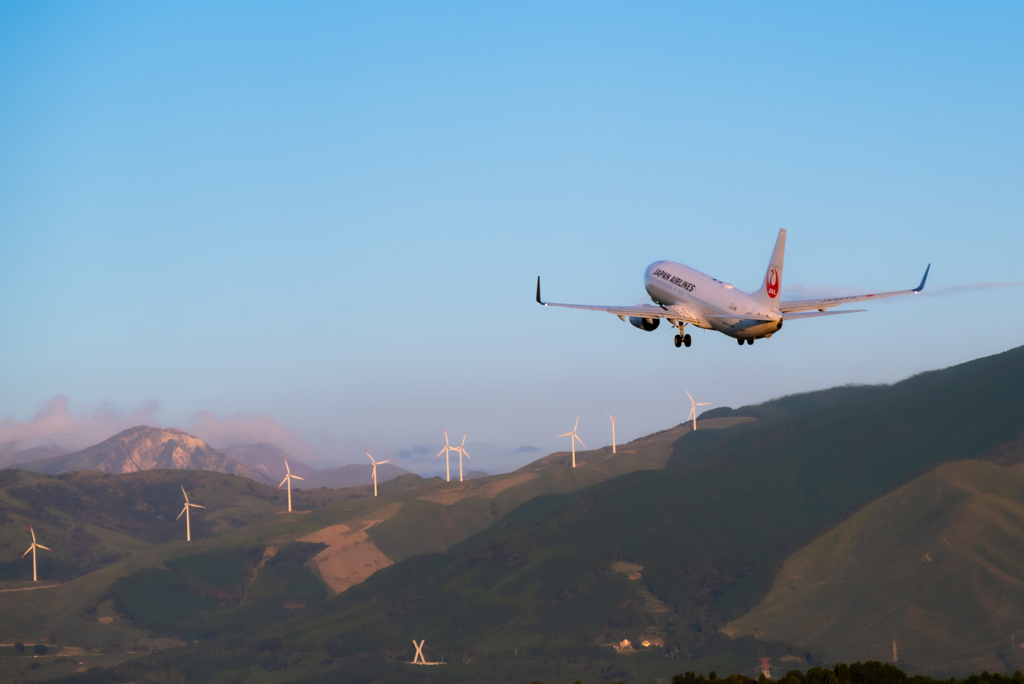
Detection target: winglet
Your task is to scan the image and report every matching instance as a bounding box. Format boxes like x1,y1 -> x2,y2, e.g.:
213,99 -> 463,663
536,276 -> 545,305
917,264 -> 933,292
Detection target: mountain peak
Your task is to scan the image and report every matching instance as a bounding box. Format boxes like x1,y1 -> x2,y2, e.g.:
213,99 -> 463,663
8,425 -> 267,483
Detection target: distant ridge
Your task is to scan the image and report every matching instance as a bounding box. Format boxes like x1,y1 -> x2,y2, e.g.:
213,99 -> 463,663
308,462 -> 412,489
8,426 -> 266,483
222,443 -> 316,486
0,443 -> 68,469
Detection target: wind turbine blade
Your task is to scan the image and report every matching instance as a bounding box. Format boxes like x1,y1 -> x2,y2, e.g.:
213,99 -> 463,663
177,506 -> 187,520
444,429 -> 450,446
30,526 -> 36,543
574,415 -> 579,430
575,435 -> 586,448
557,432 -> 571,438
379,459 -> 392,464
277,476 -> 288,489
460,431 -> 467,449
685,390 -> 694,403
284,459 -> 291,476
292,475 -> 305,481
22,546 -> 33,558
365,450 -> 376,464
191,504 -> 205,509
36,545 -> 52,551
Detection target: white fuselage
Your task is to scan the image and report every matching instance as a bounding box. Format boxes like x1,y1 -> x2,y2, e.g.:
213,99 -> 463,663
644,261 -> 783,340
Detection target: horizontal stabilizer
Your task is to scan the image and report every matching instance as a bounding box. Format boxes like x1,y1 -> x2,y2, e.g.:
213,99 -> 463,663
782,309 -> 866,320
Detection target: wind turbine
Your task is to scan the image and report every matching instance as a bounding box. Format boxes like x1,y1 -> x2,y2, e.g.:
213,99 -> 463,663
436,429 -> 458,482
21,526 -> 51,582
685,390 -> 711,431
607,413 -> 624,454
453,431 -> 472,482
364,451 -> 392,497
177,486 -> 205,542
277,459 -> 305,512
558,416 -> 586,468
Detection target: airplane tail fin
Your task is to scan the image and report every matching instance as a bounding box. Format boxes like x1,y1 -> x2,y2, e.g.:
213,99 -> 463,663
750,228 -> 786,312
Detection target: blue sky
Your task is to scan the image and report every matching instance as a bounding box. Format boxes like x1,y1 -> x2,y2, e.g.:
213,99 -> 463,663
1,2 -> 1022,473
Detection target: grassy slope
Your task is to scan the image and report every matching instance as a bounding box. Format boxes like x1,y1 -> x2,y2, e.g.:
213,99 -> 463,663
0,418 -> 719,682
0,469 -> 425,649
726,458 -> 1024,674
20,344 -> 1024,684
94,344 -> 1024,684
368,417 -> 748,562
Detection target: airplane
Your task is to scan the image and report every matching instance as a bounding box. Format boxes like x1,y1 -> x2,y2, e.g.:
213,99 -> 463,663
535,228 -> 929,348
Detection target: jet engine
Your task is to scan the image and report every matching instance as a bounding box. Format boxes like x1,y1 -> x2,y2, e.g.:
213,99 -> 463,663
628,316 -> 660,332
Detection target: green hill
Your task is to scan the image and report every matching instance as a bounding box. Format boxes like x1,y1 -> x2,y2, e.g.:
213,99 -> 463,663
71,345 -> 1024,684
725,457 -> 1024,675
9,344 -> 1024,684
0,416 -> 733,682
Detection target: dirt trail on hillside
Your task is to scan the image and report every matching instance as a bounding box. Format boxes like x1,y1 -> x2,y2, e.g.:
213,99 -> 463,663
417,472 -> 539,506
299,502 -> 402,595
0,583 -> 61,593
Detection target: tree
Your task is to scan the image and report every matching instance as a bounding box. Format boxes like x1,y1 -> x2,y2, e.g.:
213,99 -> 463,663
33,643 -> 48,655
14,642 -> 24,653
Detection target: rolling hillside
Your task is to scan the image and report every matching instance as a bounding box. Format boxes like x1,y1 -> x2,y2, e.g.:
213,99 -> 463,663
6,345 -> 1024,684
725,457 -> 1024,674
0,468 -> 343,582
0,416 -> 741,682
78,344 -> 1024,684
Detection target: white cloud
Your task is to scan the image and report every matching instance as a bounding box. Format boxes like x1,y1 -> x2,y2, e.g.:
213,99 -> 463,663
0,396 -> 161,452
186,411 -> 326,465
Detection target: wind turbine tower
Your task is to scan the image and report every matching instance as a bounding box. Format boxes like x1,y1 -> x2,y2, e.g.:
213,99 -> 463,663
436,429 -> 458,482
364,451 -> 392,497
21,526 -> 51,582
607,414 -> 623,454
454,431 -> 471,482
277,459 -> 306,512
558,416 -> 586,468
177,486 -> 205,541
685,390 -> 711,431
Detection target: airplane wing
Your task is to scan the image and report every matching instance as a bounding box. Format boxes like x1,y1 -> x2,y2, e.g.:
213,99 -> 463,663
779,265 -> 929,314
782,309 -> 866,320
536,278 -> 700,324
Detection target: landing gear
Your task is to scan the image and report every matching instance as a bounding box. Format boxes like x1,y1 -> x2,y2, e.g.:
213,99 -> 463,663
747,338 -> 754,345
673,323 -> 693,349
737,338 -> 744,346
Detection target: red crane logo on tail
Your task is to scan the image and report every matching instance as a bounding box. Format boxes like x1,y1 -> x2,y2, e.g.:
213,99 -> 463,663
766,266 -> 779,299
